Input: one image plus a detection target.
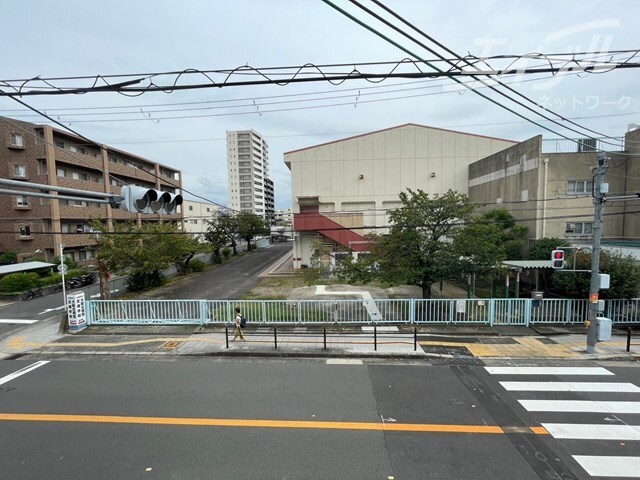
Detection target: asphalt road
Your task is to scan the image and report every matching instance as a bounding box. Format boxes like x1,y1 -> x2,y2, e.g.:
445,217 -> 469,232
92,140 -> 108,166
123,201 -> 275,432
0,243 -> 291,337
1,358 -> 637,479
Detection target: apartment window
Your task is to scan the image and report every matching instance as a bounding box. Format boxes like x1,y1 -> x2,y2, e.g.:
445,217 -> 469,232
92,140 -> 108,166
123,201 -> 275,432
13,165 -> 26,177
565,222 -> 593,235
16,196 -> 28,207
72,172 -> 89,181
188,205 -> 193,211
19,225 -> 31,237
69,145 -> 86,154
9,133 -> 24,147
73,200 -> 86,207
54,139 -> 65,148
37,159 -> 47,175
567,180 -> 593,195
57,168 -> 65,177
206,208 -> 210,212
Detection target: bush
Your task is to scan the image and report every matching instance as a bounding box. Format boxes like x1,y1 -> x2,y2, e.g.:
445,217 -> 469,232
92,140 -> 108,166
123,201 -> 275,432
211,254 -> 223,264
53,255 -> 77,269
126,270 -> 167,291
0,272 -> 39,293
0,252 -> 18,264
38,273 -> 62,287
222,247 -> 232,261
189,259 -> 205,272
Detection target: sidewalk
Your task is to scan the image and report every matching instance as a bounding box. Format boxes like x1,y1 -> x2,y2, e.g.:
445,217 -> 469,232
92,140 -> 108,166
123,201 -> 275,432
1,320 -> 638,362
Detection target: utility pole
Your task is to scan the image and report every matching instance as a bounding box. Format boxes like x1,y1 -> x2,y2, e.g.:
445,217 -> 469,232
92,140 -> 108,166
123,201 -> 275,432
586,153 -> 606,354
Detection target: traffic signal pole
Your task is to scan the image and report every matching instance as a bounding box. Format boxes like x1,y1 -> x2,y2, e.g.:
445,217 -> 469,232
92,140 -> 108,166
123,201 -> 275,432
586,153 -> 606,354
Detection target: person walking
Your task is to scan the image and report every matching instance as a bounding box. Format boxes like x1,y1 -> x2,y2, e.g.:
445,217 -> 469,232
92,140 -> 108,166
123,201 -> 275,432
233,307 -> 245,341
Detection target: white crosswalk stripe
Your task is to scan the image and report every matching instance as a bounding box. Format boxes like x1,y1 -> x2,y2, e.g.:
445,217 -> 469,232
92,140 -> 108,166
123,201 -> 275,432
500,381 -> 640,392
487,365 -> 640,478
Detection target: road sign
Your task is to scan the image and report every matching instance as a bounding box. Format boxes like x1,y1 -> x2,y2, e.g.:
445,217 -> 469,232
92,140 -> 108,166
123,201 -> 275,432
57,264 -> 68,273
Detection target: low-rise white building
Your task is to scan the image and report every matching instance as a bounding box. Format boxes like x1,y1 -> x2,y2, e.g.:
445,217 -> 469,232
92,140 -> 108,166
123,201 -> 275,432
182,199 -> 220,241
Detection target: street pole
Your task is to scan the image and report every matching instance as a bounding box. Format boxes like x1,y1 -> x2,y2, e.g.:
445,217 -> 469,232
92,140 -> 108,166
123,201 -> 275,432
586,153 -> 606,354
60,243 -> 67,312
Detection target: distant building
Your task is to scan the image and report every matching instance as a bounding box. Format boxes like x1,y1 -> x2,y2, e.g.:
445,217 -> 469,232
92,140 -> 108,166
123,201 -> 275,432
0,116 -> 182,265
182,199 -> 219,241
226,129 -> 274,220
285,123 -> 516,269
468,128 -> 640,250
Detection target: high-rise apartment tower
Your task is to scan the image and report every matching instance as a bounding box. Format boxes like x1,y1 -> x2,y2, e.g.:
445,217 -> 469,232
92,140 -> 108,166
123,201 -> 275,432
226,129 -> 274,220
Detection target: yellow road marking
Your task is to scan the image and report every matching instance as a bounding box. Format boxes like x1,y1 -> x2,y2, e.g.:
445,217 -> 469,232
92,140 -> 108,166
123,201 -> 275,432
0,413 -> 549,435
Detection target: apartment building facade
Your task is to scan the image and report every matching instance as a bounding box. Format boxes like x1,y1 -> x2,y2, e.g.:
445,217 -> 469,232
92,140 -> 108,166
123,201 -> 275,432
182,199 -> 219,241
285,123 -> 517,268
0,117 -> 183,265
226,129 -> 274,219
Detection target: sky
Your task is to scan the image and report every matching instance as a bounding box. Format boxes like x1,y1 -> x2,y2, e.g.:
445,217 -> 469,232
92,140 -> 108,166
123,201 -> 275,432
2,0 -> 638,210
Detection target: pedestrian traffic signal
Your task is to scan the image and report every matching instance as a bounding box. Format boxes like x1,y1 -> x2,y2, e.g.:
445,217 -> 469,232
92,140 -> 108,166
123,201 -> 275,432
119,185 -> 183,214
551,249 -> 565,269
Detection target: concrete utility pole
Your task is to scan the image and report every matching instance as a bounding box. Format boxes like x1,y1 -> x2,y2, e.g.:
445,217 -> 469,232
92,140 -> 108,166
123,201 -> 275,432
586,153 -> 606,354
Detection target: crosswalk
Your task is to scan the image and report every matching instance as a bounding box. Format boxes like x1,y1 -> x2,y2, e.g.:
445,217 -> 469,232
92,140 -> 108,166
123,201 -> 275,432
486,365 -> 640,478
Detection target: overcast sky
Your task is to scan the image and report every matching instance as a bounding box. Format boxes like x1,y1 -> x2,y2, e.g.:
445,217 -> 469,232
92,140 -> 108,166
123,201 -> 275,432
2,1 -> 638,210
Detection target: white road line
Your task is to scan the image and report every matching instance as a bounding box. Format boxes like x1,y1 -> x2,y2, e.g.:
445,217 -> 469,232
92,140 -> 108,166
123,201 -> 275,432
573,456 -> 640,478
519,400 -> 640,413
543,423 -> 640,440
326,359 -> 363,365
0,361 -> 50,386
501,381 -> 640,392
38,305 -> 66,315
485,366 -> 614,376
361,326 -> 398,332
0,319 -> 37,324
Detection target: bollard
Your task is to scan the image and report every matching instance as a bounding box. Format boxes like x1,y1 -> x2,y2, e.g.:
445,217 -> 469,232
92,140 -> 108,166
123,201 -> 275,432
225,326 -> 229,349
628,327 -> 632,353
374,326 -> 377,351
274,327 -> 278,350
323,327 -> 327,351
414,327 -> 417,352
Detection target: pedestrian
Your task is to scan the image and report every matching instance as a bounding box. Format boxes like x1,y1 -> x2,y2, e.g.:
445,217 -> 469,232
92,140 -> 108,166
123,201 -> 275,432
233,307 -> 245,341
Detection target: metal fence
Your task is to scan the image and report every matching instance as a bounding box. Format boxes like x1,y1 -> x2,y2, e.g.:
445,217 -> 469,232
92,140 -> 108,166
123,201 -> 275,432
85,298 -> 640,326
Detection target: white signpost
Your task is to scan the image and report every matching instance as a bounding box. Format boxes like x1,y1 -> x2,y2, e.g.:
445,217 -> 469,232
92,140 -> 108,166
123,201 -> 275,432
67,292 -> 86,333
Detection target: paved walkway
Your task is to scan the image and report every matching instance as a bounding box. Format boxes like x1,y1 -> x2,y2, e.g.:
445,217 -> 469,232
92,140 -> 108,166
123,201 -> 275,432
1,319 -> 637,361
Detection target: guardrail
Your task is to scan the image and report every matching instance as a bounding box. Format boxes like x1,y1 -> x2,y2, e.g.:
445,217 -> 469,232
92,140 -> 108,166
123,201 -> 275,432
221,325 -> 419,351
85,298 -> 640,327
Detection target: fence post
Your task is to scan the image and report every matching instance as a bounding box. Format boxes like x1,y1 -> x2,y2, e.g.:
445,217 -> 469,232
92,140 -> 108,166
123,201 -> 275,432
323,328 -> 327,351
628,328 -> 632,353
225,326 -> 229,349
199,300 -> 207,326
86,300 -> 93,326
262,301 -> 267,325
524,299 -> 531,327
297,301 -> 302,324
414,327 -> 417,351
409,299 -> 415,325
274,327 -> 278,350
374,326 -> 377,351
488,299 -> 495,327
449,300 -> 455,324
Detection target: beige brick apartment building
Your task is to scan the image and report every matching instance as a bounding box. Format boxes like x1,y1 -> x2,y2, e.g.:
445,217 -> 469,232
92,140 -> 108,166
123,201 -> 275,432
0,117 -> 183,265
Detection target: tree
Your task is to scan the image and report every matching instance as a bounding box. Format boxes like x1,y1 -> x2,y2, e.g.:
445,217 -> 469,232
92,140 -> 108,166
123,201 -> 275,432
527,237 -> 567,260
236,212 -> 270,251
93,221 -> 199,291
206,211 -> 238,260
370,189 -> 475,298
455,222 -> 507,278
474,209 -> 528,260
551,250 -> 640,299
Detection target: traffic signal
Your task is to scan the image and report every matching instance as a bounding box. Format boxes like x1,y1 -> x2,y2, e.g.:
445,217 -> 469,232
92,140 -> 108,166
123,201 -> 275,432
119,185 -> 183,214
551,249 -> 565,269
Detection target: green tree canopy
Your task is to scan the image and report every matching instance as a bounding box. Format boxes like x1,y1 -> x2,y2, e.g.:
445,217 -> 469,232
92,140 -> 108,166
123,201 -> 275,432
527,237 -> 567,260
236,212 -> 270,251
370,189 -> 475,298
206,211 -> 238,258
93,221 -> 198,291
474,209 -> 528,260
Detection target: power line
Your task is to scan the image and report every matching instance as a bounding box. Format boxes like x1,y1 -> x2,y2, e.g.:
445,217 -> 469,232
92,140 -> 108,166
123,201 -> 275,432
335,0 -> 633,152
365,0 -> 635,147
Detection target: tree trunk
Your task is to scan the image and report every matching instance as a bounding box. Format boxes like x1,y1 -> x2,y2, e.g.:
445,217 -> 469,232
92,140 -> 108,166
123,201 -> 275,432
232,239 -> 237,256
247,237 -> 252,251
422,283 -> 432,299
